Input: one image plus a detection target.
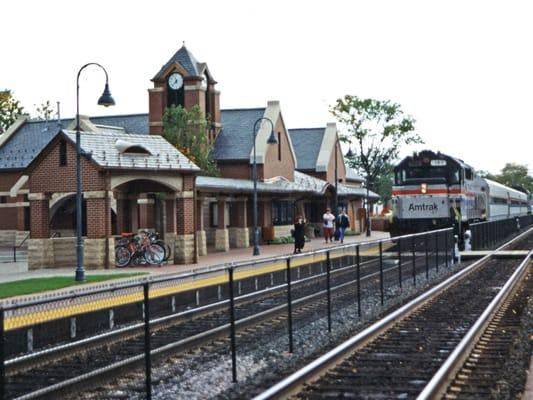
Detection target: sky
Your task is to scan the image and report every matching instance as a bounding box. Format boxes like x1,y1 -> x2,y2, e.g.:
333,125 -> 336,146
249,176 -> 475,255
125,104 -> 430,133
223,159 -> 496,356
2,0 -> 532,175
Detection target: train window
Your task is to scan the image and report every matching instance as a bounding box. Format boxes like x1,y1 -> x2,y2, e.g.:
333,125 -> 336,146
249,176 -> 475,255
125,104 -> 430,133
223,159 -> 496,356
449,168 -> 460,184
465,168 -> 473,180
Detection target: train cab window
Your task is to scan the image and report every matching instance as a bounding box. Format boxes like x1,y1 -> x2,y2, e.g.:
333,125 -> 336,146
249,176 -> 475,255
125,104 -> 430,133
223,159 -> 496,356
465,168 -> 473,181
449,168 -> 460,184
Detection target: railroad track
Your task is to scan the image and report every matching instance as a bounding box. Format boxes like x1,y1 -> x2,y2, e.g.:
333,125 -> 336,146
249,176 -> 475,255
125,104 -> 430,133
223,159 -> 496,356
3,238 -> 449,400
254,228 -> 533,400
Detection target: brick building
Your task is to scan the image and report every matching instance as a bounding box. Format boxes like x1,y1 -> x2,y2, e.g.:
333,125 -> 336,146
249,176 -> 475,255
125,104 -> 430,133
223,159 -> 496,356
0,45 -> 377,269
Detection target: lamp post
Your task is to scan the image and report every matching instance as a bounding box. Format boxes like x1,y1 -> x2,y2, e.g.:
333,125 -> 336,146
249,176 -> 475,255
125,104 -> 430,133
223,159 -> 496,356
75,63 -> 115,282
365,176 -> 371,237
252,117 -> 278,256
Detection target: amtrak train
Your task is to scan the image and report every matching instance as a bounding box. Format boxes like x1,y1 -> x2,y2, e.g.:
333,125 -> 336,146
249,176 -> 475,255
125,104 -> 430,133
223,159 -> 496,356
391,150 -> 529,236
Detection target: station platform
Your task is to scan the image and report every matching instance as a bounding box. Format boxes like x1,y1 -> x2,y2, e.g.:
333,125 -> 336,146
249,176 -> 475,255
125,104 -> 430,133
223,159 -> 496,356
0,231 -> 391,286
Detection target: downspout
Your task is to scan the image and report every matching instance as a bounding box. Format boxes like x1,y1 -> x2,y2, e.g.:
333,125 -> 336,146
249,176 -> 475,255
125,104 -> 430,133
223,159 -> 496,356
193,175 -> 198,264
104,171 -> 111,269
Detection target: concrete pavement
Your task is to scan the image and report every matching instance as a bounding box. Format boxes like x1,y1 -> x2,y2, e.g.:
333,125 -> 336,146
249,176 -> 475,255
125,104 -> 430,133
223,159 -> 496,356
0,231 -> 390,284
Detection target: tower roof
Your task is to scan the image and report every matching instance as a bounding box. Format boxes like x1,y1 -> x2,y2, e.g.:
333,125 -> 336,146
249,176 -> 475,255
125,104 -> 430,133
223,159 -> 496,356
152,44 -> 204,80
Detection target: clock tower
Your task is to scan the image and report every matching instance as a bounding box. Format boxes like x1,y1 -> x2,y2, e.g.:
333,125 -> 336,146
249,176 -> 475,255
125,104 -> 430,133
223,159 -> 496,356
148,44 -> 221,139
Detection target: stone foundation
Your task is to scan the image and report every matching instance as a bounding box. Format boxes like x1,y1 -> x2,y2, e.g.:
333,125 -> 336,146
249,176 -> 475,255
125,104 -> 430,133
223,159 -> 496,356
215,228 -> 229,252
196,230 -> 207,256
28,237 -> 114,270
229,227 -> 249,248
28,239 -> 54,270
174,234 -> 195,264
273,224 -> 293,238
0,230 -> 28,247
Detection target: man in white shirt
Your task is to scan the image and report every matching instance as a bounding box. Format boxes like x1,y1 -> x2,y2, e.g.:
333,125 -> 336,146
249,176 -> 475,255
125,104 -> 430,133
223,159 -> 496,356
323,208 -> 335,243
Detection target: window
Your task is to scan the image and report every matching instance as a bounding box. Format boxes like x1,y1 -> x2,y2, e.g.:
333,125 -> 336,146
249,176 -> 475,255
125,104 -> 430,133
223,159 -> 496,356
272,201 -> 294,225
278,132 -> 281,161
465,168 -> 473,180
210,202 -> 218,227
0,196 -> 6,204
59,139 -> 67,166
123,145 -> 151,154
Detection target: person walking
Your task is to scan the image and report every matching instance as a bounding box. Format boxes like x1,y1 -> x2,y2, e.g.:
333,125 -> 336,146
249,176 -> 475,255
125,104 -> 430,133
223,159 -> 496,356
293,216 -> 306,253
323,208 -> 335,243
336,209 -> 350,243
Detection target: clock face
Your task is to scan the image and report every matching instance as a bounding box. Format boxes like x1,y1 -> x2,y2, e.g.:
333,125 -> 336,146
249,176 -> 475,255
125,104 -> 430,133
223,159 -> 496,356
168,73 -> 183,90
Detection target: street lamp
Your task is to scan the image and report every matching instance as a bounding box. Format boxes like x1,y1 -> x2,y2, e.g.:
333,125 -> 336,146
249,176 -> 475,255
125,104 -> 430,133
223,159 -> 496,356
333,137 -> 355,220
252,117 -> 278,256
75,63 -> 115,282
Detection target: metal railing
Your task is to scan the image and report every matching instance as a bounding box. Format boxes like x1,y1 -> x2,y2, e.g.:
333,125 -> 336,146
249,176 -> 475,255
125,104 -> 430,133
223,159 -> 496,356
470,214 -> 533,250
0,227 -> 456,400
12,233 -> 30,263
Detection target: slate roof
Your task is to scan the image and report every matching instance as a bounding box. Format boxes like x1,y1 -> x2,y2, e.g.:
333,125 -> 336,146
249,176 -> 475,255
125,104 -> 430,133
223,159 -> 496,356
213,108 -> 266,161
89,114 -> 148,135
0,120 -> 64,170
345,167 -> 365,182
153,45 -> 202,80
288,128 -> 325,170
197,175 -> 303,194
61,130 -> 199,171
337,183 -> 379,199
0,114 -> 149,170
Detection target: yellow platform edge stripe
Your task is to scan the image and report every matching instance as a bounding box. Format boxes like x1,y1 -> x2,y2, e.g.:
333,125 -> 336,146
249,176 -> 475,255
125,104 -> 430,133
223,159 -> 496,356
4,244 -> 390,331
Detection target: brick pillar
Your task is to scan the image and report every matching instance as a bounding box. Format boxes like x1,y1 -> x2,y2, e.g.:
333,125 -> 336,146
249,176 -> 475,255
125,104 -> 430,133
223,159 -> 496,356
229,197 -> 249,248
196,197 -> 207,256
138,195 -> 155,230
82,192 -> 113,269
174,192 -> 195,264
215,197 -> 229,252
165,197 -> 177,233
29,193 -> 50,239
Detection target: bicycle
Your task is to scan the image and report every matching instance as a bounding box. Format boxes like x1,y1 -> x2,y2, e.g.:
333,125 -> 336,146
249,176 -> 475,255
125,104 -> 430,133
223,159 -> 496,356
115,232 -> 166,267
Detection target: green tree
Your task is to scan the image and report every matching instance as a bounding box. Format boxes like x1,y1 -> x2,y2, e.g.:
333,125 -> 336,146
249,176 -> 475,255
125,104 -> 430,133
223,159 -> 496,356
371,162 -> 394,203
495,163 -> 533,194
331,95 -> 422,198
0,90 -> 24,133
162,105 -> 218,176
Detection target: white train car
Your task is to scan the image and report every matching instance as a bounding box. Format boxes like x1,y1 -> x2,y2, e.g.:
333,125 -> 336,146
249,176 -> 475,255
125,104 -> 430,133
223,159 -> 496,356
485,178 -> 529,220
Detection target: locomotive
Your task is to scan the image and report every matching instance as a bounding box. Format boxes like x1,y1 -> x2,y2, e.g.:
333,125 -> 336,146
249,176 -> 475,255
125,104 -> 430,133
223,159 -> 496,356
390,150 -> 529,237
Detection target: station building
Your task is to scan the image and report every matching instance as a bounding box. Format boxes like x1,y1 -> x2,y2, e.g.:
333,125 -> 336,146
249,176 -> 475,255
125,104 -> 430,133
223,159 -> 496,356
0,45 -> 378,269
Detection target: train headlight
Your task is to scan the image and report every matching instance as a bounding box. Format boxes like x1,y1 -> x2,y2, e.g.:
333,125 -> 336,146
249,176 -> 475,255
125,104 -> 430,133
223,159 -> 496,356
420,183 -> 427,194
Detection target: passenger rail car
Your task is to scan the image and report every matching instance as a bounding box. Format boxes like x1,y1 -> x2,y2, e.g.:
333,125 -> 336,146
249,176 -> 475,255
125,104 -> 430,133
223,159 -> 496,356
391,150 -> 528,236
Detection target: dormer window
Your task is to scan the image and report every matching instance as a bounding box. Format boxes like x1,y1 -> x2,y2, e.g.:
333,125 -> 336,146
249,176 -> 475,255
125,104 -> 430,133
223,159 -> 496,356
115,139 -> 152,155
123,145 -> 151,155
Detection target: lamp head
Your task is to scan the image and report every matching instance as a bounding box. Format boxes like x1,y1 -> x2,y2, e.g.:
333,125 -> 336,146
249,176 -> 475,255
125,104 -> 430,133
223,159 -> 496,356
345,148 -> 354,158
267,130 -> 278,145
97,83 -> 115,107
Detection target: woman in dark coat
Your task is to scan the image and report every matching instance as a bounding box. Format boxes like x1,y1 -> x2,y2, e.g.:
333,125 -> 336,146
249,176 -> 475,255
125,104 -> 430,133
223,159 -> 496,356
293,216 -> 306,253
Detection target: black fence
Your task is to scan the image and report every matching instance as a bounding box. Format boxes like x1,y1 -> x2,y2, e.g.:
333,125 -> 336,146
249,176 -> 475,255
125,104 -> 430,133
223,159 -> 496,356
470,215 -> 533,250
0,227 -> 456,400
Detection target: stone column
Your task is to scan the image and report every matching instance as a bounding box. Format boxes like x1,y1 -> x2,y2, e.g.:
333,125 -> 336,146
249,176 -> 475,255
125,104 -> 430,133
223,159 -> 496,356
215,197 -> 229,252
174,191 -> 195,264
229,197 -> 249,248
196,197 -> 207,256
28,193 -> 52,269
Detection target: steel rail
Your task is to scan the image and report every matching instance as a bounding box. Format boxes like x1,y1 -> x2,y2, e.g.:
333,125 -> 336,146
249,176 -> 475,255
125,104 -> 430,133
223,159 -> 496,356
417,249 -> 532,399
6,252 -> 384,370
253,226 -> 533,400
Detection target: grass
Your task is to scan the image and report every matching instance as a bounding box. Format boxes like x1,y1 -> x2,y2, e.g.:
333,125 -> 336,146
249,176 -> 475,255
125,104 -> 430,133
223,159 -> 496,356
0,273 -> 147,299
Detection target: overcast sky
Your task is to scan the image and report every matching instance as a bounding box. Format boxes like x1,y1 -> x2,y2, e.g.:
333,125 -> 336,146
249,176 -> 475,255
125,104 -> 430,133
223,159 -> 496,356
2,0 -> 532,174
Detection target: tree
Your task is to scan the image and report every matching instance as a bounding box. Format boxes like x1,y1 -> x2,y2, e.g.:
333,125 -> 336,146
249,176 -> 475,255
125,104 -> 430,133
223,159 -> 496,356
495,163 -> 533,195
35,100 -> 55,121
0,90 -> 24,134
162,105 -> 218,176
331,95 -> 422,188
331,95 -> 422,233
371,162 -> 394,204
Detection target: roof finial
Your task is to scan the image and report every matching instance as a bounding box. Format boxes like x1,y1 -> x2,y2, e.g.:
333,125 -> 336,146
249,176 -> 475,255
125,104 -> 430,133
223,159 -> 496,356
182,40 -> 186,47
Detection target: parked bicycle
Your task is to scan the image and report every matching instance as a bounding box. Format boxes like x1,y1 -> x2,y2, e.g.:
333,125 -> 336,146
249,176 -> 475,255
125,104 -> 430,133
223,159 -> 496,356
115,231 -> 167,267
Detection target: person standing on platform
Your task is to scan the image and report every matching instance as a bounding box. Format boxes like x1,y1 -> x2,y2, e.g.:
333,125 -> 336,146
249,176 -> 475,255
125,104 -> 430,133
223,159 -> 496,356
293,216 -> 306,253
337,208 -> 350,243
323,208 -> 335,243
